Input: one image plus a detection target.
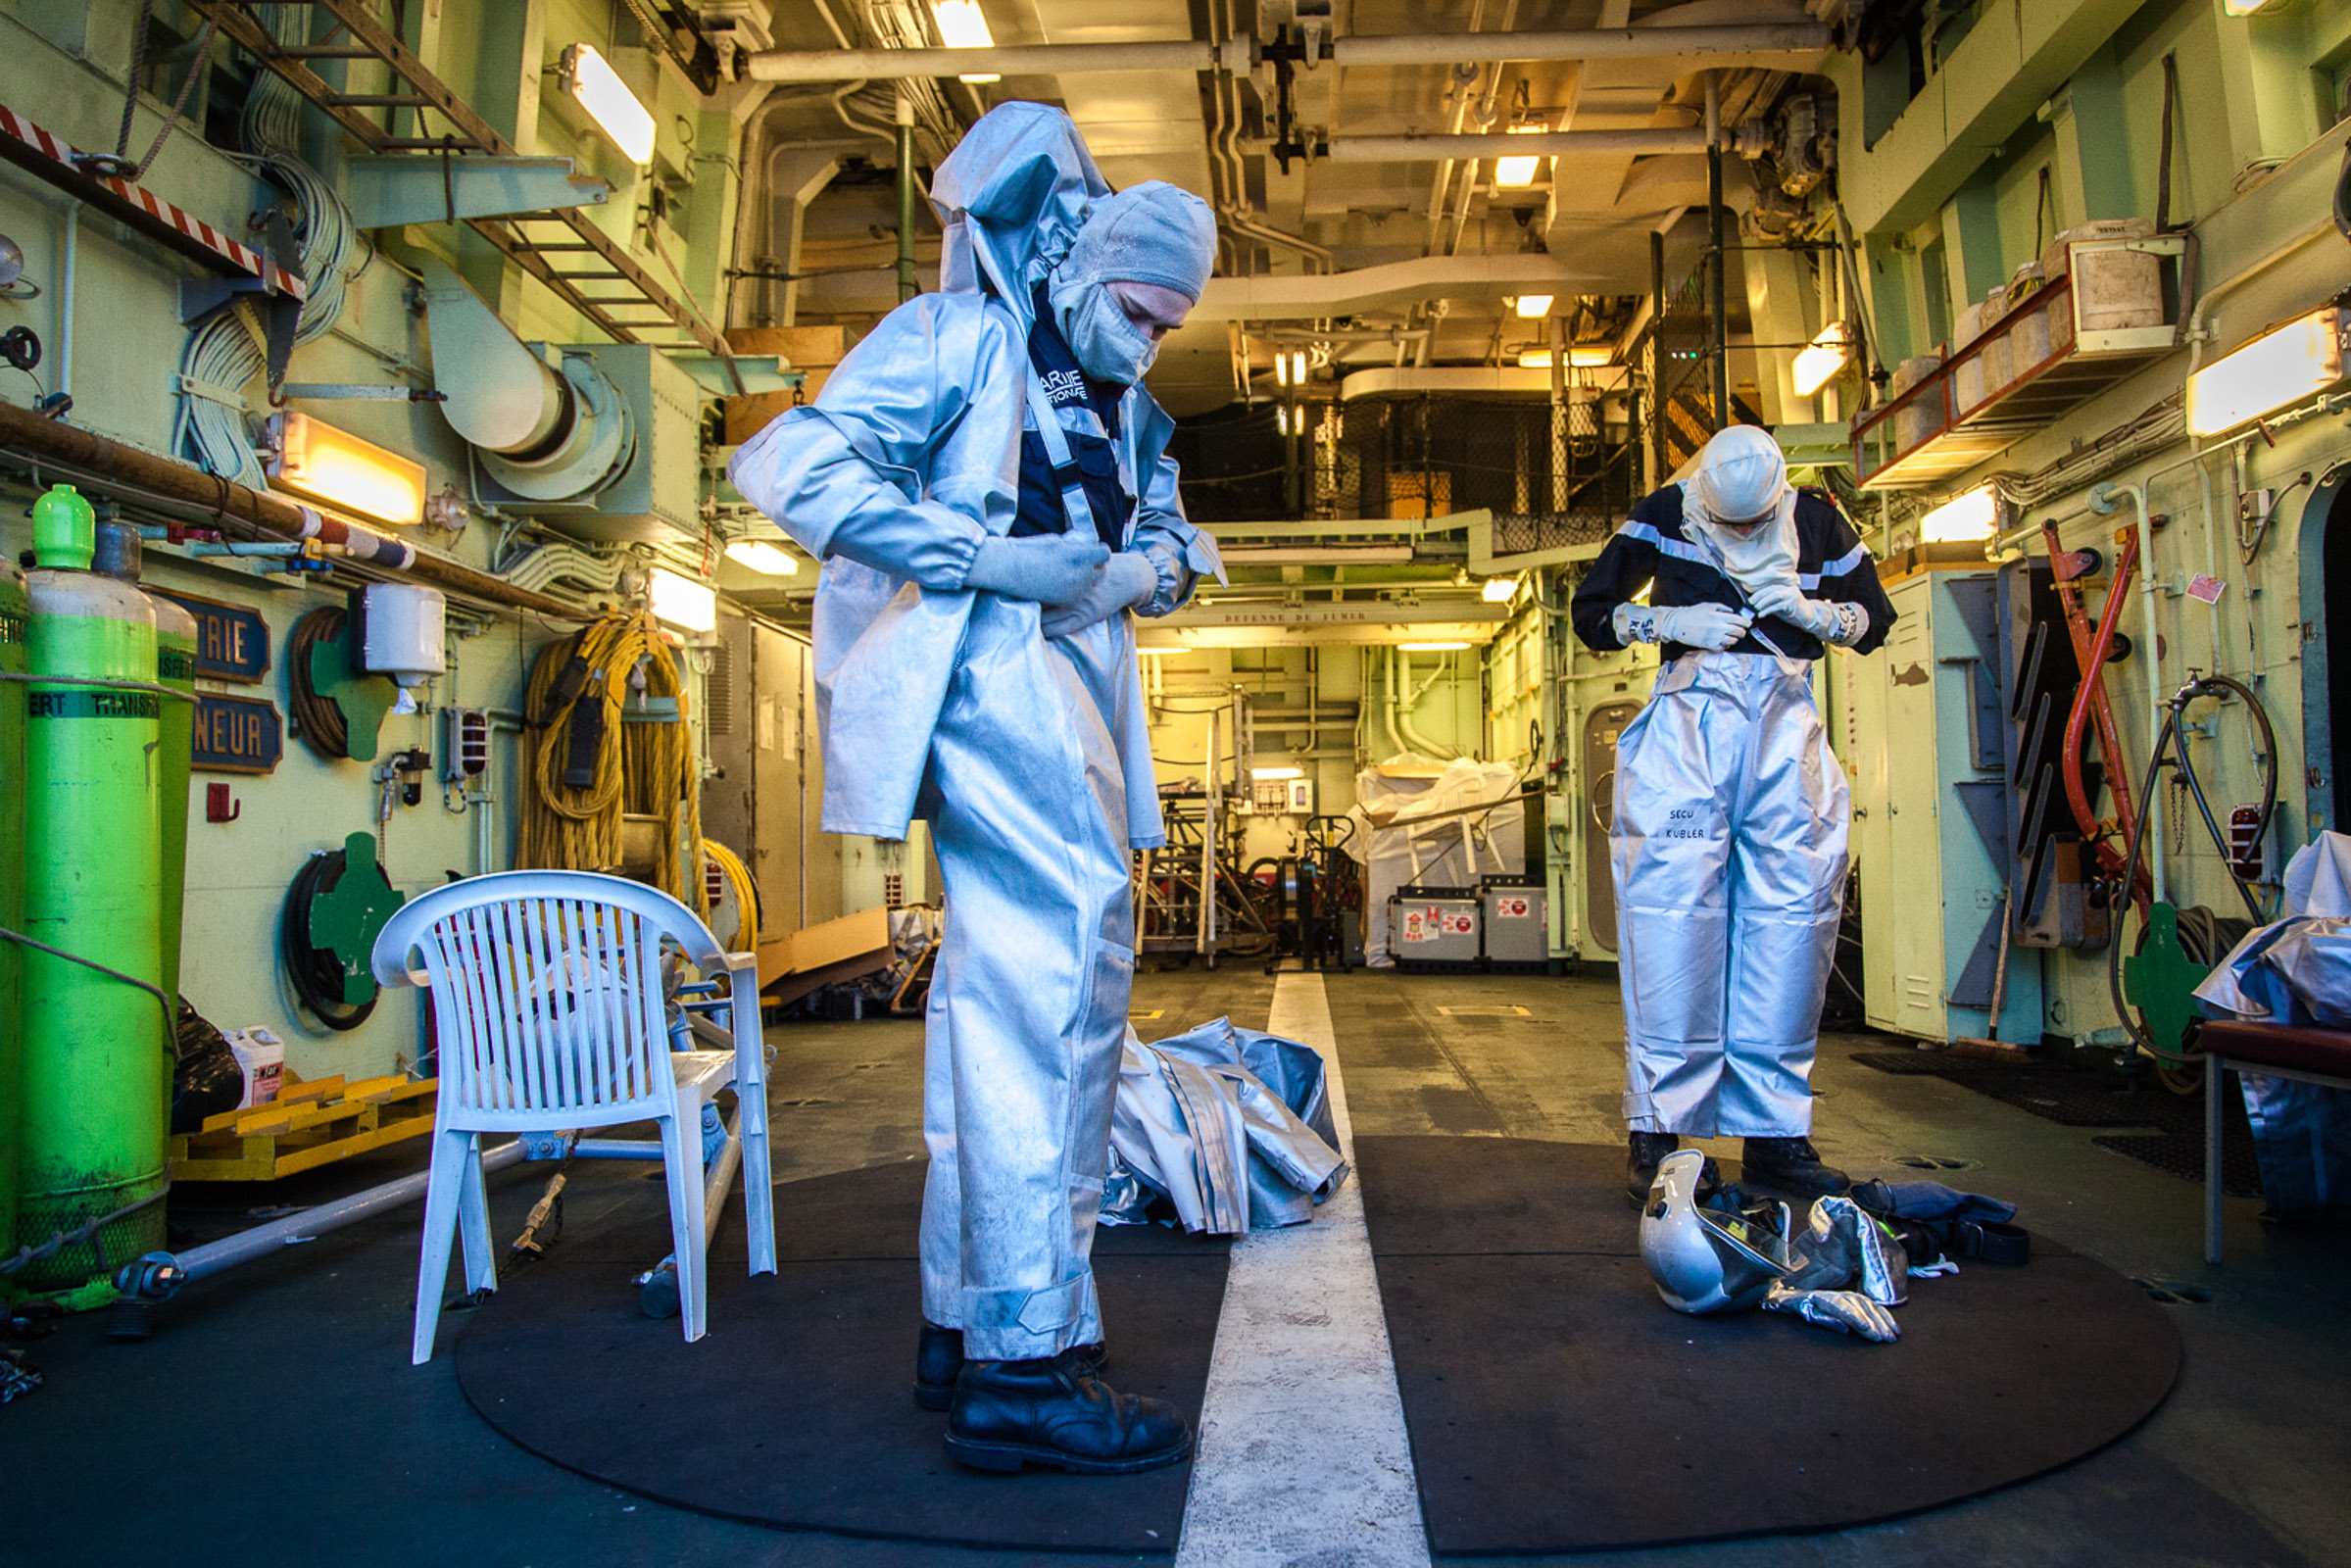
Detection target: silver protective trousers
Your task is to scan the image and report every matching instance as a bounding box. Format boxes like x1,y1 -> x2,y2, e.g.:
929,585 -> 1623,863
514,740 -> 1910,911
917,593 -> 1138,1361
1610,652 -> 1848,1138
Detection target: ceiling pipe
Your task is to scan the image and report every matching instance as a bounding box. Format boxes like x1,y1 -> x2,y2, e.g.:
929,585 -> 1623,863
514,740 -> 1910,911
744,24 -> 1829,81
1310,128 -> 1709,160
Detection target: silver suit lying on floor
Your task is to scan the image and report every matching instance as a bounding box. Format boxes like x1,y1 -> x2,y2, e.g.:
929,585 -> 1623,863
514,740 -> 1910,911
1103,1016 -> 1348,1235
726,104 -> 1223,1360
1610,652 -> 1850,1136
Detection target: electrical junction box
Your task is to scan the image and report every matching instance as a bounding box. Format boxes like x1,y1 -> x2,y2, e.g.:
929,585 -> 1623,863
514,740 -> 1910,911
1390,885 -> 1481,969
1481,878 -> 1548,969
466,342 -> 703,546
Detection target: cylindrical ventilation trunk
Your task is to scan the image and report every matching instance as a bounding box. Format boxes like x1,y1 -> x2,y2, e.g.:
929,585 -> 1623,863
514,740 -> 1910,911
18,489 -> 169,1289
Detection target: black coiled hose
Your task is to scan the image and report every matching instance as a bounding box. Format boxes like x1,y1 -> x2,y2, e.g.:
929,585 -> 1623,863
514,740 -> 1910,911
2106,673 -> 2278,1081
288,605 -> 351,760
280,846 -> 376,1031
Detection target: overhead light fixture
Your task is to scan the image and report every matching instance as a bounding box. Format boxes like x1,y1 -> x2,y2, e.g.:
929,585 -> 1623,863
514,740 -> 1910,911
2184,307 -> 2345,437
267,412 -> 427,528
1515,348 -> 1613,369
1480,576 -> 1519,603
1135,646 -> 1184,658
1271,349 -> 1307,387
650,566 -> 717,632
1790,322 -> 1852,397
1515,294 -> 1554,318
1494,123 -> 1547,188
2221,0 -> 2275,13
1397,640 -> 1471,652
930,0 -> 1001,81
1920,484 -> 1999,542
560,43 -> 656,166
1250,765 -> 1304,781
724,539 -> 800,575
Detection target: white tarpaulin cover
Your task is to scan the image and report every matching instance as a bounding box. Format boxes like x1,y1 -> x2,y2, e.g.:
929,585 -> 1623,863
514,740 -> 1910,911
2194,831 -> 2351,1216
1341,754 -> 1526,967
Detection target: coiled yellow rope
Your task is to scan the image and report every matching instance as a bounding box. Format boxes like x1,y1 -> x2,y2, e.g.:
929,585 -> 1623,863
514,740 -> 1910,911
520,609 -> 706,914
701,837 -> 759,954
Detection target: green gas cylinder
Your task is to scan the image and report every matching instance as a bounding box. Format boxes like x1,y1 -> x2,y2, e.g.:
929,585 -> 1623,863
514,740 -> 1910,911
0,555 -> 27,1261
18,489 -> 168,1290
141,565 -> 196,1057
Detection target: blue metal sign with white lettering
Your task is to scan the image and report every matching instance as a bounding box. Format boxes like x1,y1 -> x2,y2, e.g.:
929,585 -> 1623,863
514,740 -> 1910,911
154,589 -> 270,684
191,692 -> 283,774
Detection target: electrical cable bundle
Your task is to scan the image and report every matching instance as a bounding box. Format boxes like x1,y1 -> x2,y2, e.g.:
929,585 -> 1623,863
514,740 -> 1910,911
280,845 -> 376,1030
520,609 -> 706,913
175,4 -> 362,487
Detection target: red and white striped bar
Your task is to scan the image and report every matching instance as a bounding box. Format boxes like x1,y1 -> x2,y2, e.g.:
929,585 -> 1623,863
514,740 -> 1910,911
0,103 -> 306,301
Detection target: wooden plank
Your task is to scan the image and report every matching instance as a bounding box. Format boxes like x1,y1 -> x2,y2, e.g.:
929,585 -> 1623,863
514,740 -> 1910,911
271,1115 -> 436,1178
280,1075 -> 346,1105
234,1099 -> 368,1139
348,1077 -> 436,1106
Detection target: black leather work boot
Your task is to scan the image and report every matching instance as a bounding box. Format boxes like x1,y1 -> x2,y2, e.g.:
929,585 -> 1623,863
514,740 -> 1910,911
1741,1136 -> 1851,1199
944,1351 -> 1192,1474
1628,1131 -> 1681,1207
914,1321 -> 1106,1412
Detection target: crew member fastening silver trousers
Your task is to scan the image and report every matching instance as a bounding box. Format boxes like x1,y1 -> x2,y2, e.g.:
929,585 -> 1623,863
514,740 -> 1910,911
918,597 -> 1137,1359
1612,651 -> 1848,1138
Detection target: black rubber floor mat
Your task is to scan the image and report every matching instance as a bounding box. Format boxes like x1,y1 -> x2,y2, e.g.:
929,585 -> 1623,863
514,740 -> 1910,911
1848,1050 -> 2265,1196
1354,1136 -> 2181,1555
452,1162 -> 1227,1552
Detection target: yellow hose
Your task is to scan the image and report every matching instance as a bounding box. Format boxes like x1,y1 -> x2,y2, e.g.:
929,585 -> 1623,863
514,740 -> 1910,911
520,609 -> 706,914
701,838 -> 759,954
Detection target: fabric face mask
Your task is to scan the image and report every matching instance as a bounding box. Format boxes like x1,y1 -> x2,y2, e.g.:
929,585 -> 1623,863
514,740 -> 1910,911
1059,287 -> 1159,386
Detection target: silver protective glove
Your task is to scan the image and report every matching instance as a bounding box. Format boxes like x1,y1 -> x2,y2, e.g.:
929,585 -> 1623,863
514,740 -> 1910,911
1780,1196 -> 1909,1305
1613,601 -> 1754,652
1752,581 -> 1868,646
1042,552 -> 1158,639
1762,1282 -> 1901,1342
962,532 -> 1111,606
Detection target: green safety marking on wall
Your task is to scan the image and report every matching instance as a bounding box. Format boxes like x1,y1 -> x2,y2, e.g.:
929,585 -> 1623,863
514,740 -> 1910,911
308,624 -> 398,762
308,832 -> 406,1006
2120,902 -> 2208,1061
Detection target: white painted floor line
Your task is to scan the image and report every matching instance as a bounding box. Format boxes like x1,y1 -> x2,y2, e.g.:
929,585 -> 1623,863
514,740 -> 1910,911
1174,973 -> 1432,1568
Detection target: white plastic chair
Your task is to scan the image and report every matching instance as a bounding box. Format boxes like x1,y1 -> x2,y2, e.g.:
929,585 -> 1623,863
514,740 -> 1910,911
371,870 -> 777,1363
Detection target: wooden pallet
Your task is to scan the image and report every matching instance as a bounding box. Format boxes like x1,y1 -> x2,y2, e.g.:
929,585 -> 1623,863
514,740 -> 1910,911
170,1071 -> 438,1181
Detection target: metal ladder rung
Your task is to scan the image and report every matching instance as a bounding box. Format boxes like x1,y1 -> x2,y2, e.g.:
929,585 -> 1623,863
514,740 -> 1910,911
377,137 -> 498,151
546,270 -> 629,280
325,93 -> 432,107
272,44 -> 377,58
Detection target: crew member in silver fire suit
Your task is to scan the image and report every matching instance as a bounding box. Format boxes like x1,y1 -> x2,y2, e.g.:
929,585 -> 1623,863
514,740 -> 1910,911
1570,424 -> 1895,1205
728,103 -> 1223,1474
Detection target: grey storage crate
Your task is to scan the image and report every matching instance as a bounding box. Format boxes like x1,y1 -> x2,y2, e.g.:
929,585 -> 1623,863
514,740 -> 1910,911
1390,885 -> 1481,970
1481,878 -> 1548,970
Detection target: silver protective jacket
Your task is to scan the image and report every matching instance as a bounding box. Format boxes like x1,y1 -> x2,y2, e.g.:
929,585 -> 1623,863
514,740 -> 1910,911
1102,1017 -> 1349,1235
1612,651 -> 1850,1137
727,102 -> 1223,845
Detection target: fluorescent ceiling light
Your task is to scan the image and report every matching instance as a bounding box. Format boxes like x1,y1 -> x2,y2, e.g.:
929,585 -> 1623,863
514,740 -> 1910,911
561,44 -> 656,166
724,540 -> 800,575
1919,485 -> 1999,542
650,567 -> 716,632
1250,765 -> 1304,780
1397,641 -> 1470,652
1790,322 -> 1851,397
268,412 -> 426,528
1516,348 -> 1614,368
1515,294 -> 1554,318
1135,646 -> 1184,658
931,0 -> 1001,81
1480,576 -> 1519,603
2221,0 -> 2274,13
1494,124 -> 1547,188
2184,308 -> 2344,437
